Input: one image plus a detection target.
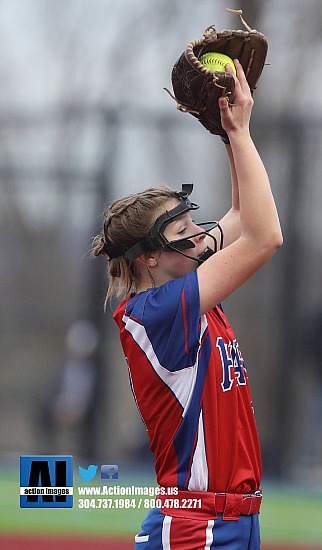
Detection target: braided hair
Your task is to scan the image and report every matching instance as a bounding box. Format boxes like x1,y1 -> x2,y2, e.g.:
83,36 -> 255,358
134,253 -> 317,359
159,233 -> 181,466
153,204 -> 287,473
92,185 -> 178,305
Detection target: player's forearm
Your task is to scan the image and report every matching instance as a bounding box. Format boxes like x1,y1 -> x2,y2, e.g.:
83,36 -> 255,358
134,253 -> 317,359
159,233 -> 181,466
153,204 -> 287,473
225,143 -> 240,211
215,144 -> 241,248
229,131 -> 283,251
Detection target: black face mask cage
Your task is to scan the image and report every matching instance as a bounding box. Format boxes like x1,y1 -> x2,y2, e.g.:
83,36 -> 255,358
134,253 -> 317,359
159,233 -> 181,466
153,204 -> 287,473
160,221 -> 224,265
102,184 -> 224,264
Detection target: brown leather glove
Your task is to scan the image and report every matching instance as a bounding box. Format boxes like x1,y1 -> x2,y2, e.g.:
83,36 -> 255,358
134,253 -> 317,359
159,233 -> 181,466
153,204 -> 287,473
164,10 -> 268,142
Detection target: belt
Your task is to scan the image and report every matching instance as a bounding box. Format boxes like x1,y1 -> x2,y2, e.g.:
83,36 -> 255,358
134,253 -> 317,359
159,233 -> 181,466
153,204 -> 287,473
158,489 -> 262,521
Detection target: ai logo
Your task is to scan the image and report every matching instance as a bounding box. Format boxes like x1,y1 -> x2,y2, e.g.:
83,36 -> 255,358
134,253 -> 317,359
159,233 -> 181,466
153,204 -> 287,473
101,464 -> 119,481
20,455 -> 73,508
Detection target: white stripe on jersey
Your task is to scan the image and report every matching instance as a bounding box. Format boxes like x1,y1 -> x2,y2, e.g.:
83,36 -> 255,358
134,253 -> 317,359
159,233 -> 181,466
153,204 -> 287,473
188,408 -> 209,491
123,315 -> 208,410
162,515 -> 172,549
205,520 -> 215,549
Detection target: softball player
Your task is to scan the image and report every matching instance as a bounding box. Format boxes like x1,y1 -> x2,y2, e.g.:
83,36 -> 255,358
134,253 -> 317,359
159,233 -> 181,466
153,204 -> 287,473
92,61 -> 283,549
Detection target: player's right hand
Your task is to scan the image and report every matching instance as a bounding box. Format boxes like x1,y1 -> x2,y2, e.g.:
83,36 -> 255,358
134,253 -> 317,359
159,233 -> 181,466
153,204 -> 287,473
219,60 -> 253,139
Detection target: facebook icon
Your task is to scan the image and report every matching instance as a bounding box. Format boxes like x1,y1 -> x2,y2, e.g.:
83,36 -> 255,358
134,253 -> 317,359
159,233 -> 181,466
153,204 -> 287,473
101,464 -> 118,481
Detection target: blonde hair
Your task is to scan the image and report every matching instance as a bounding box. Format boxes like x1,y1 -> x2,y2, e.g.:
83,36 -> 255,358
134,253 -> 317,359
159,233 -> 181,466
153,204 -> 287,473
92,185 -> 178,306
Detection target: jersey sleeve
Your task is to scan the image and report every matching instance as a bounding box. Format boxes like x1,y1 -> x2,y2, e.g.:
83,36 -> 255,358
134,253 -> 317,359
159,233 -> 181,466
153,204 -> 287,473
125,271 -> 201,372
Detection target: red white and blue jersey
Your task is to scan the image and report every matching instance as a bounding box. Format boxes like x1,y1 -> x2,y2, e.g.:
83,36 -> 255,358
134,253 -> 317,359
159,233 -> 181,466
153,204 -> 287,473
113,270 -> 262,494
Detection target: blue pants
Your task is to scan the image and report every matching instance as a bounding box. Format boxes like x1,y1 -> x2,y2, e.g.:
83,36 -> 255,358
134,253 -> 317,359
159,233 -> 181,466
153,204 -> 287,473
134,508 -> 260,549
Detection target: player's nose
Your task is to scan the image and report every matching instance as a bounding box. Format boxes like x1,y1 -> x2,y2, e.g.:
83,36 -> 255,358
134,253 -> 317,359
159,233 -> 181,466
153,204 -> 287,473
192,225 -> 207,242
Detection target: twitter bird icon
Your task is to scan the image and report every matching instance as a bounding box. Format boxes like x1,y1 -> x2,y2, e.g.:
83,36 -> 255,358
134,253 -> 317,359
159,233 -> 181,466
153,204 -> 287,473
78,464 -> 98,482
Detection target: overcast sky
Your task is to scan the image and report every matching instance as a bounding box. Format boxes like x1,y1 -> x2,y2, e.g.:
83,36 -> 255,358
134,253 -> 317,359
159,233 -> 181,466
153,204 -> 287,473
1,0 -> 322,113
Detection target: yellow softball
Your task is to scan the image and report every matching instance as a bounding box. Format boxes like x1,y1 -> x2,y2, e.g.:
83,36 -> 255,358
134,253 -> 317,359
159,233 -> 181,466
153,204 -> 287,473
199,52 -> 236,75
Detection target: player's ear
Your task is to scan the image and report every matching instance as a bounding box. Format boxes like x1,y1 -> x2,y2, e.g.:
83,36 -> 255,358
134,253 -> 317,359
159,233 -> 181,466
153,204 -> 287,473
136,250 -> 160,268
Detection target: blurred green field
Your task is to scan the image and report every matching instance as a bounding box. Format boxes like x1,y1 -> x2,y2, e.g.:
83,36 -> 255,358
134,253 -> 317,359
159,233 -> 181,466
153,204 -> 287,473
1,462 -> 322,547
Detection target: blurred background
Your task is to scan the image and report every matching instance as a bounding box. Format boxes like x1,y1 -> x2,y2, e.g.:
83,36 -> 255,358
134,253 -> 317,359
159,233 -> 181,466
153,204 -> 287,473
1,0 -> 322,546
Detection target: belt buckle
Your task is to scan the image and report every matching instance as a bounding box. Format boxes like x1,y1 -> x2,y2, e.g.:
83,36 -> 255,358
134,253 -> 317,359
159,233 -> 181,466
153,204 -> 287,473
243,491 -> 262,515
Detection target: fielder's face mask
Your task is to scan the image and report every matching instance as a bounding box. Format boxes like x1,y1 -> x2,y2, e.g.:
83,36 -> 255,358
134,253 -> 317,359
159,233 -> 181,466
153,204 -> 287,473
103,183 -> 223,265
